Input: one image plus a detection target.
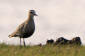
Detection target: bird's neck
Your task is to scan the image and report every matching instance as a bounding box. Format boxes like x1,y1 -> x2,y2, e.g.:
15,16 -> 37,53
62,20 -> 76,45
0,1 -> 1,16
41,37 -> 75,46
27,14 -> 34,22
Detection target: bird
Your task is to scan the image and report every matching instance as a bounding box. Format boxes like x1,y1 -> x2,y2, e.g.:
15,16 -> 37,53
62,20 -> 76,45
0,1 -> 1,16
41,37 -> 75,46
8,10 -> 37,47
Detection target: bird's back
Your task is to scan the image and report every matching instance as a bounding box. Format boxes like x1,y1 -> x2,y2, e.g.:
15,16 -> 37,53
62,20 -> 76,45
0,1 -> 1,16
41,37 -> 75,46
9,18 -> 35,38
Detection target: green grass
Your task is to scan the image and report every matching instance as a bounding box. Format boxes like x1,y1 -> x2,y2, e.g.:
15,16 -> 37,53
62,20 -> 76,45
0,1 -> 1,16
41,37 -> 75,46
0,43 -> 85,56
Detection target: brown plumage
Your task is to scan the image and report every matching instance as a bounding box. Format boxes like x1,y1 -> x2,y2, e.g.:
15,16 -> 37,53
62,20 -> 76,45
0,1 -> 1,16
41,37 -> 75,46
8,10 -> 37,46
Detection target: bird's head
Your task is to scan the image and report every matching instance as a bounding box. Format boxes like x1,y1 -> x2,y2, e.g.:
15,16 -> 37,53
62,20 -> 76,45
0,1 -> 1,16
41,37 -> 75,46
29,10 -> 38,16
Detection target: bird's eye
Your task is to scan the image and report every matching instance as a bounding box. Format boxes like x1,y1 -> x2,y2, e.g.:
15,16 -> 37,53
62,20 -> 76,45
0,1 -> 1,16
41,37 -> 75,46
30,12 -> 33,13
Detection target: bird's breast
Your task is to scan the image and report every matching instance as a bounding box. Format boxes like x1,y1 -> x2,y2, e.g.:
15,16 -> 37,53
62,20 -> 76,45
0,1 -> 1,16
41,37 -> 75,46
22,20 -> 35,38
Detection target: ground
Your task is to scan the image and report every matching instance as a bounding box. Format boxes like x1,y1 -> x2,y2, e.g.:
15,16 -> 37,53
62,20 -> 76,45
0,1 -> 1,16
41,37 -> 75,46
0,43 -> 85,56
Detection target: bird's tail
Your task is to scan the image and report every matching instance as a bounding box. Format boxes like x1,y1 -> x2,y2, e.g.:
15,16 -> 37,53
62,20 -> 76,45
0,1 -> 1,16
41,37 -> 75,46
8,31 -> 17,38
8,33 -> 18,38
8,35 -> 13,38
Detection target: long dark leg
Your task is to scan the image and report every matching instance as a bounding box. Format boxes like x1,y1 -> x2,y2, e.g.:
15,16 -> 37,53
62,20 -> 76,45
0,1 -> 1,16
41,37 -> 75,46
23,38 -> 26,47
20,37 -> 21,47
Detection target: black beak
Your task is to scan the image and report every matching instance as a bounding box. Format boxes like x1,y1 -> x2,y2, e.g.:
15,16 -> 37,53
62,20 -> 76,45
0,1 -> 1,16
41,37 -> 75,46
34,13 -> 38,16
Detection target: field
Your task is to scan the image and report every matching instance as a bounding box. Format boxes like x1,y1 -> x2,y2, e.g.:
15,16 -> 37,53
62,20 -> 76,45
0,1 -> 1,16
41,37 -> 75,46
0,43 -> 85,56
